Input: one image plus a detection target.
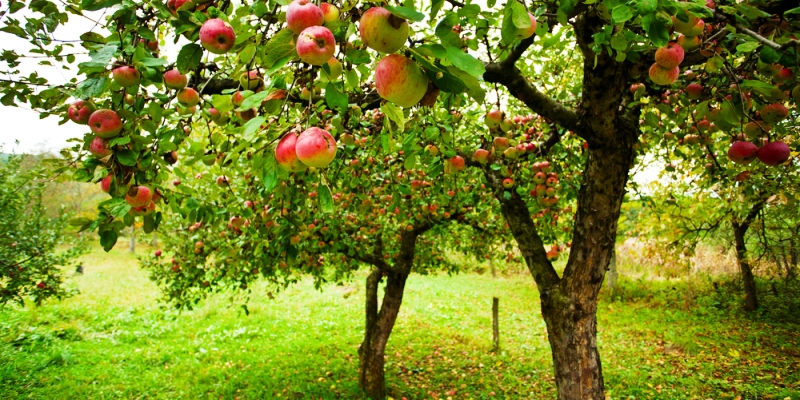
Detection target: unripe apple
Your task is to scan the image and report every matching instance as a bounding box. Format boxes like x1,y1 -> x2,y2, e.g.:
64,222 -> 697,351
424,144 -> 439,156
655,42 -> 684,69
199,18 -> 236,54
499,118 -> 514,133
125,186 -> 153,207
207,107 -> 229,124
502,178 -> 514,188
473,148 -> 490,164
68,100 -> 96,124
493,137 -> 510,151
685,83 -> 703,99
164,68 -> 188,90
323,57 -> 343,80
649,63 -> 679,85
760,103 -> 788,124
239,70 -> 263,90
320,2 -> 339,23
112,65 -> 139,87
296,26 -> 336,66
295,127 -> 337,168
359,7 -> 408,54
340,133 -> 356,146
791,84 -> 800,103
89,136 -> 112,158
275,132 -> 309,172
374,54 -> 428,107
485,110 -> 503,129
546,176 -> 559,187
728,142 -> 758,165
515,12 -> 537,39
744,121 -> 770,138
757,141 -> 790,166
677,34 -> 701,51
630,83 -> 645,94
286,0 -> 324,34
672,12 -> 701,35
177,87 -> 200,107
533,171 -> 546,184
100,173 -> 113,193
88,109 -> 123,138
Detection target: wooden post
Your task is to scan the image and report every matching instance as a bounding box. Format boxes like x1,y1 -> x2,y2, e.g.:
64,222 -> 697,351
492,297 -> 500,351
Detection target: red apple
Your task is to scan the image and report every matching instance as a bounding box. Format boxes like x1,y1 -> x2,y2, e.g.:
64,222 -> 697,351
374,54 -> 428,107
177,87 -> 200,107
655,42 -> 684,69
112,65 -> 139,87
155,250 -> 162,257
493,137 -> 510,151
760,103 -> 788,124
685,83 -> 703,99
448,155 -> 465,172
89,136 -> 112,158
757,141 -> 790,166
68,100 -> 96,124
125,186 -> 153,207
286,0 -> 324,34
359,7 -> 408,54
473,149 -> 490,164
727,141 -> 758,164
502,178 -> 514,188
88,109 -> 123,138
164,68 -> 188,90
296,26 -> 336,66
100,173 -> 113,193
275,132 -> 308,172
295,127 -> 337,168
649,63 -> 679,85
320,2 -> 339,23
199,18 -> 236,54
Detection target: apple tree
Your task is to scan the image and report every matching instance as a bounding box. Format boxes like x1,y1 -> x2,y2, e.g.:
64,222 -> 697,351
2,0 -> 799,399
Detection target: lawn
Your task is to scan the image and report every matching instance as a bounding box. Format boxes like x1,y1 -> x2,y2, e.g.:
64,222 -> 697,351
0,243 -> 797,399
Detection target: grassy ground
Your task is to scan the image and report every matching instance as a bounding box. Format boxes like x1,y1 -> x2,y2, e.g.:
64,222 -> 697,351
0,244 -> 798,399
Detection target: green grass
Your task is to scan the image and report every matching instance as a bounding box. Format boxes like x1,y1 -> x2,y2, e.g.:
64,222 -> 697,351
0,244 -> 798,399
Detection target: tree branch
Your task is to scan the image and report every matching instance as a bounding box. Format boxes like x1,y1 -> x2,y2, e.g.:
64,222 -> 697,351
717,12 -> 800,51
483,63 -> 580,132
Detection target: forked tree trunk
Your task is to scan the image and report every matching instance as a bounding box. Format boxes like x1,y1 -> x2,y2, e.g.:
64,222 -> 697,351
733,223 -> 758,311
358,269 -> 408,399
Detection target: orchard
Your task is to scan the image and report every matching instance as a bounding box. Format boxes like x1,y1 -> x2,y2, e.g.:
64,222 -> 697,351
1,0 -> 798,399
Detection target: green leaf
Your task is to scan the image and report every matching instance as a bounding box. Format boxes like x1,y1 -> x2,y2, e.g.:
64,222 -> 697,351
143,214 -> 156,233
510,1 -> 531,29
612,5 -> 633,23
325,82 -> 348,112
637,0 -> 657,14
99,229 -> 118,252
240,90 -> 270,110
242,116 -> 266,141
137,26 -> 156,41
384,5 -> 424,21
642,14 -> 669,47
69,217 -> 93,227
430,0 -> 444,20
81,0 -> 123,12
610,33 -> 628,51
382,103 -> 405,133
263,29 -> 297,69
785,6 -> 800,16
736,41 -> 760,53
318,185 -> 334,213
447,66 -> 485,102
116,149 -> 138,166
444,46 -> 485,78
177,44 -> 203,74
759,47 -> 782,64
74,77 -> 108,99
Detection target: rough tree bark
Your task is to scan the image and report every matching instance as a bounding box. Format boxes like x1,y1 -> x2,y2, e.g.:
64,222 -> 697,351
731,200 -> 764,312
482,9 -> 642,400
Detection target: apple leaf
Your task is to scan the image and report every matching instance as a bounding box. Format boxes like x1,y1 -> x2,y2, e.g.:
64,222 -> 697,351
642,14 -> 669,47
445,46 -> 485,78
382,103 -> 405,133
176,43 -> 203,74
785,6 -> 800,15
263,29 -> 298,69
242,116 -> 266,141
736,41 -> 760,54
115,149 -> 138,166
612,5 -> 633,23
74,77 -> 108,99
99,229 -> 118,252
430,0 -> 444,20
318,185 -> 334,213
636,0 -> 657,15
239,90 -> 270,111
325,82 -> 348,113
384,5 -> 424,22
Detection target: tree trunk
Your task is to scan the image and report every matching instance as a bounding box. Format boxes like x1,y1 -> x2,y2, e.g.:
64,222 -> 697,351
358,269 -> 408,399
733,223 -> 758,311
